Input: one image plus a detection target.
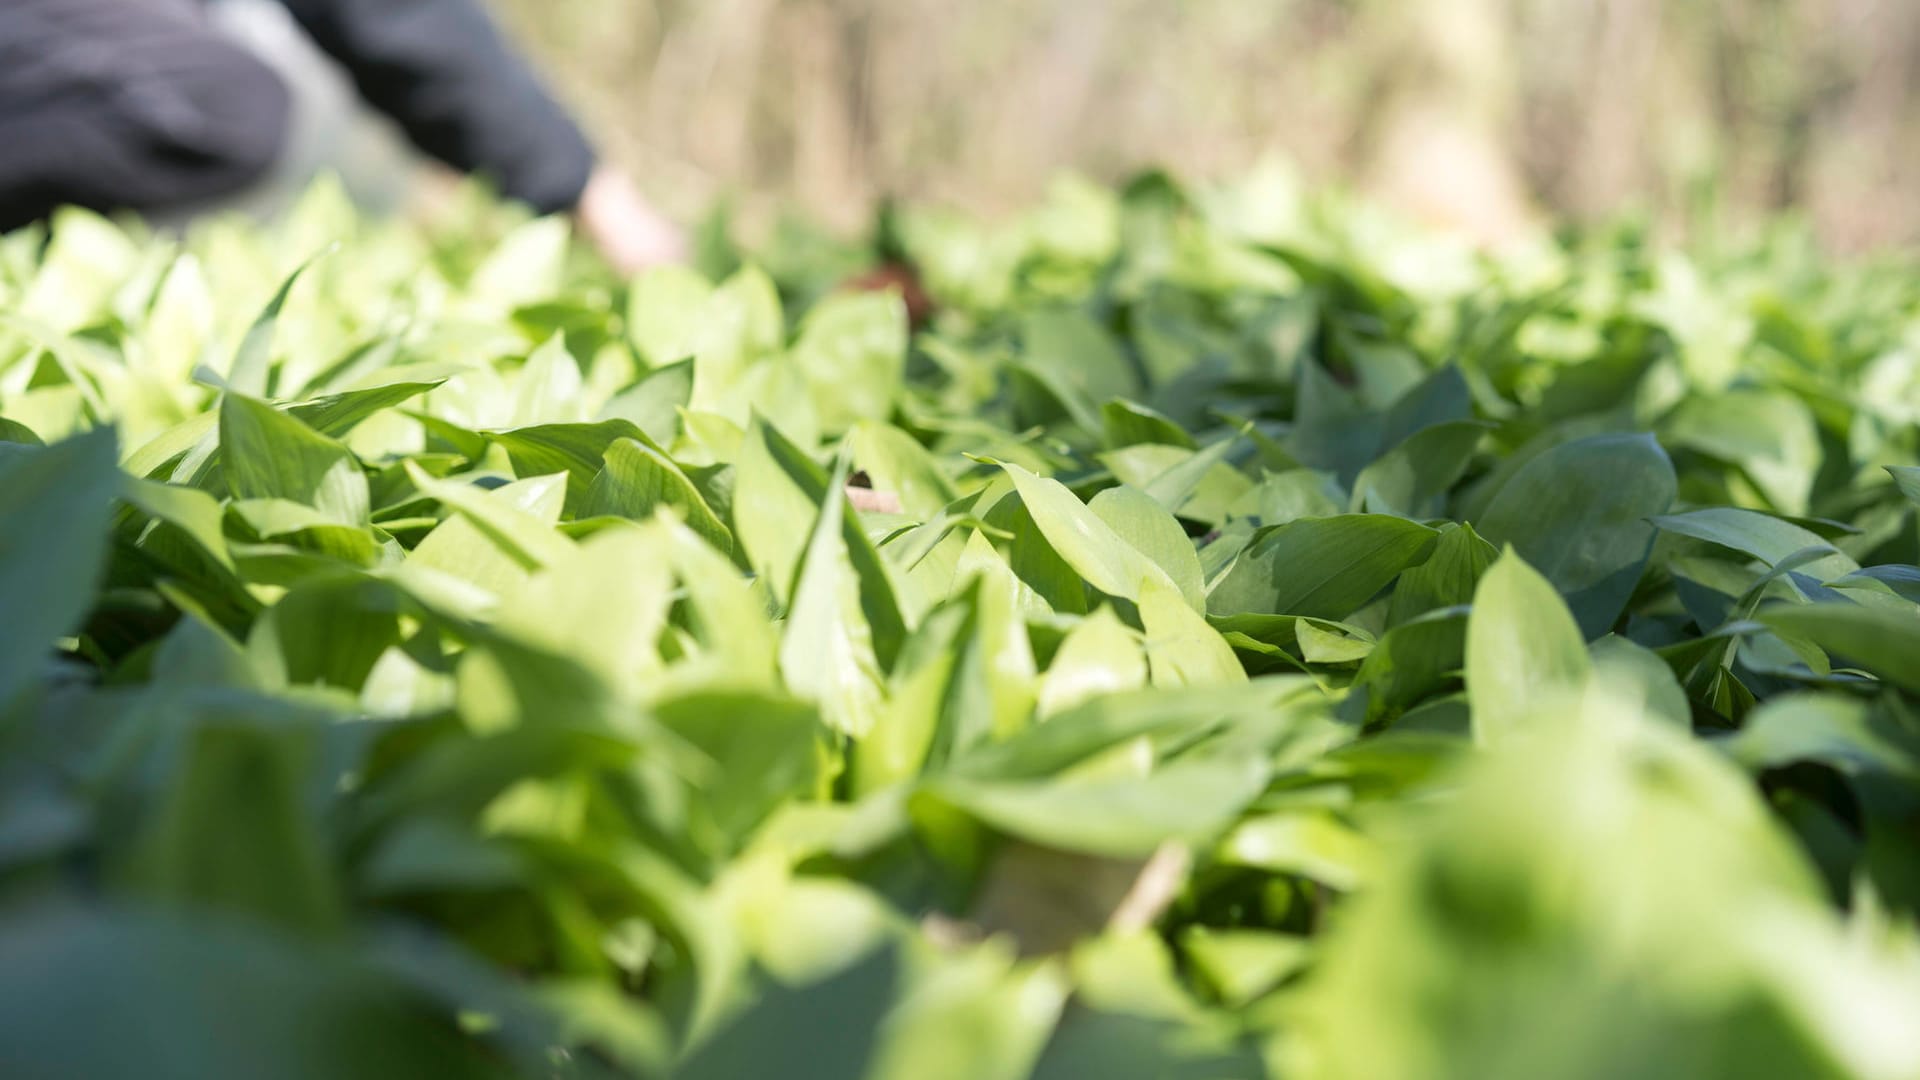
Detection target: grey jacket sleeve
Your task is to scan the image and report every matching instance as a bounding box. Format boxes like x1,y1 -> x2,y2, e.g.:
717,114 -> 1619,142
277,0 -> 596,213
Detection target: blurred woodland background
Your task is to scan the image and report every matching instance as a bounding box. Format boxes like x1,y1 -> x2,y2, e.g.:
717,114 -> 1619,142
477,0 -> 1920,252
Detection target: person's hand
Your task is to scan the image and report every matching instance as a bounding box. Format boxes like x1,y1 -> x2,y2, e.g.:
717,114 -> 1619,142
574,165 -> 688,275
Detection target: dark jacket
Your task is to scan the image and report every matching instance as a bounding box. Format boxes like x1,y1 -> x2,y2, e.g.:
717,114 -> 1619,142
275,0 -> 596,213
0,0 -> 596,230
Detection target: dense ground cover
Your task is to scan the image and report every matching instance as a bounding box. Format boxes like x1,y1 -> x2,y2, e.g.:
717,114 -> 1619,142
2,169 -> 1919,1078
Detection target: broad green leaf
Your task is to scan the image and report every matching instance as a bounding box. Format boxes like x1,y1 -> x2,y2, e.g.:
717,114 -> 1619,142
998,462 -> 1175,603
495,528 -> 675,701
792,291 -> 908,433
1139,574 -> 1248,688
926,756 -> 1269,859
1477,433 -> 1676,638
736,420 -> 907,662
953,680 -> 1323,782
1889,466 -> 1920,509
0,428 -> 119,710
508,333 -> 588,427
1589,634 -> 1690,729
1089,485 -> 1205,611
1666,389 -> 1820,516
1756,603 -> 1920,694
652,689 -> 825,853
586,438 -> 732,553
626,265 -> 714,365
0,909 -> 508,1078
1038,607 -> 1147,717
1466,549 -> 1591,744
132,716 -> 341,932
0,417 -> 43,445
601,357 -> 693,446
1102,399 -> 1196,449
1350,420 -> 1486,517
1354,607 -> 1469,721
1724,692 -> 1920,781
286,378 -> 442,438
1180,928 -> 1311,1007
983,489 -> 1091,615
1295,618 -> 1375,664
248,575 -> 405,689
1020,309 -> 1139,421
220,393 -> 369,525
779,459 -> 887,738
404,462 -> 574,571
226,247 -> 332,397
733,417 -> 832,602
660,517 -> 780,686
850,420 -> 957,519
120,476 -> 235,572
1653,507 -> 1859,580
1219,810 -> 1375,889
489,417 -> 652,516
1286,359 -> 1380,484
1388,521 -> 1499,625
469,215 -> 569,312
1208,514 -> 1437,619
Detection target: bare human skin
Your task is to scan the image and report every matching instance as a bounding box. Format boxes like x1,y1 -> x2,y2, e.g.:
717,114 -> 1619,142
573,165 -> 690,275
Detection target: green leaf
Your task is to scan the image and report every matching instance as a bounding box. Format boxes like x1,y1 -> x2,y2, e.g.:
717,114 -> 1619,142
926,756 -> 1269,859
1207,514 -> 1437,619
1089,485 -> 1205,611
1477,432 -> 1676,638
1020,309 -> 1139,420
997,462 -> 1175,603
1139,574 -> 1247,688
120,475 -> 235,572
651,689 -> 825,853
285,379 -> 442,438
779,458 -> 887,737
849,420 -> 957,519
1038,607 -> 1148,718
0,909 -> 507,1078
220,393 -> 369,525
1756,603 -> 1920,694
792,291 -> 908,433
494,527 -> 675,701
1102,400 -> 1196,449
488,418 -> 657,517
1666,389 -> 1821,516
1388,521 -> 1499,625
736,419 -> 907,663
403,462 -> 574,572
1350,420 -> 1487,517
226,246 -> 332,397
132,715 -> 341,931
1724,692 -> 1920,781
601,357 -> 694,446
0,417 -> 43,445
676,947 -> 896,1080
586,437 -> 731,553
1889,466 -> 1920,509
1219,810 -> 1375,889
0,428 -> 119,711
1466,548 -> 1591,743
469,215 -> 569,311
1589,634 -> 1690,729
248,574 -> 405,689
1653,507 -> 1858,580
1354,607 -> 1469,721
626,265 -> 715,365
